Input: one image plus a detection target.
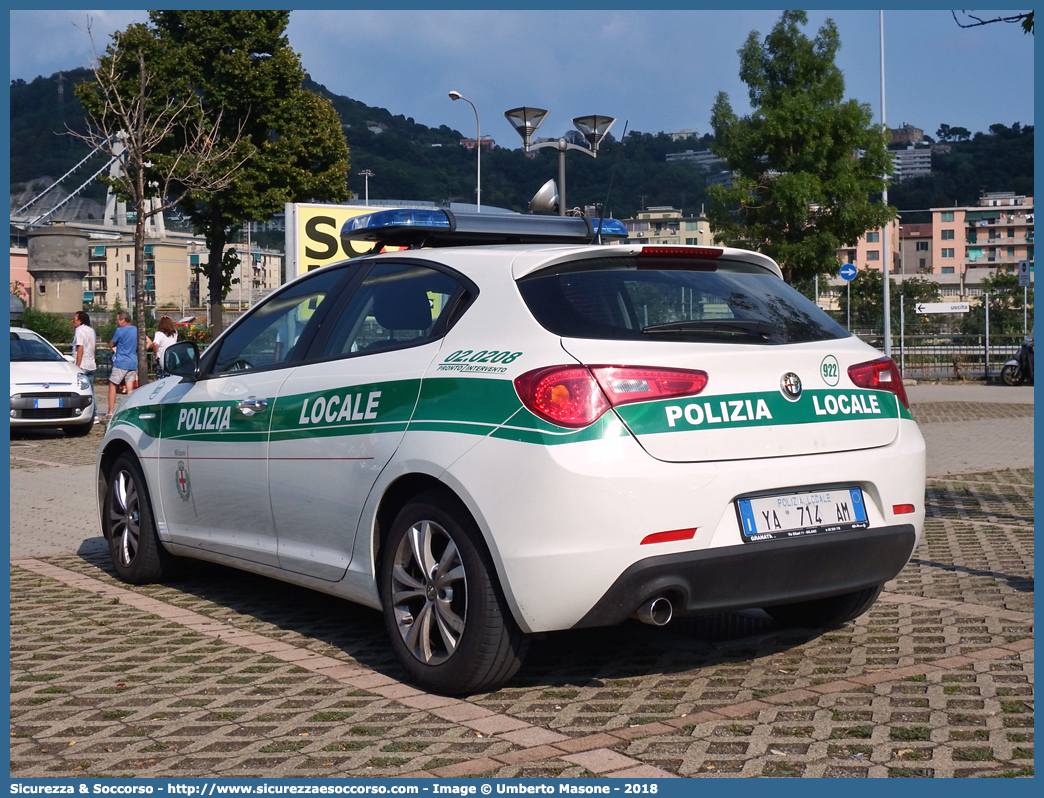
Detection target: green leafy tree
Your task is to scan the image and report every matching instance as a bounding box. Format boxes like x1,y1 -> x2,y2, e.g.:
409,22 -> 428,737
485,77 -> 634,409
707,11 -> 895,284
834,270 -> 944,336
960,272 -> 1034,336
147,10 -> 350,335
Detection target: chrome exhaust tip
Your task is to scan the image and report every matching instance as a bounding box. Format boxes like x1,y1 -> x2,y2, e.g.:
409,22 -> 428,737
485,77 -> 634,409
636,596 -> 673,626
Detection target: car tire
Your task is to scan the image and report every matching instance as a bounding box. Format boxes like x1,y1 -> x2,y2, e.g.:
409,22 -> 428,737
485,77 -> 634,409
763,584 -> 883,629
103,453 -> 177,584
63,422 -> 94,438
378,490 -> 529,695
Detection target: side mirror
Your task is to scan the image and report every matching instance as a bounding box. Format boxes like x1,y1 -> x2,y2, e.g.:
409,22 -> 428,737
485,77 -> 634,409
164,341 -> 200,378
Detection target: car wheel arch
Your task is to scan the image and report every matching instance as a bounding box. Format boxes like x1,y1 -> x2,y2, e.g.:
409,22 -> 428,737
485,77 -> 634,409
98,440 -> 137,519
370,472 -> 527,630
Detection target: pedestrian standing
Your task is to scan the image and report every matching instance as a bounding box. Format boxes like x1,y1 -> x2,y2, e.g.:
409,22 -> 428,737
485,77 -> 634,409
72,310 -> 97,381
147,315 -> 178,379
107,310 -> 138,420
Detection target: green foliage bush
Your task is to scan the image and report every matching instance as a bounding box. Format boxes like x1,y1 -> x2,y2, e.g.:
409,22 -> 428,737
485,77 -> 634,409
20,308 -> 73,344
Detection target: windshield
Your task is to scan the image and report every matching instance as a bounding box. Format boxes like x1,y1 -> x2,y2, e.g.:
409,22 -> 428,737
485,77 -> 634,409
518,258 -> 849,345
10,331 -> 67,363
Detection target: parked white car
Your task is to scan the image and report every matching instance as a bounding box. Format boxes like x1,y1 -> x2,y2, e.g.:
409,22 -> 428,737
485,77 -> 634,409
10,326 -> 95,437
96,210 -> 925,694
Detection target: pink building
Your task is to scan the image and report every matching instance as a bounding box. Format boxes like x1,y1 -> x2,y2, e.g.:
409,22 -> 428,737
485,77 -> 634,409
837,220 -> 900,273
931,193 -> 1034,281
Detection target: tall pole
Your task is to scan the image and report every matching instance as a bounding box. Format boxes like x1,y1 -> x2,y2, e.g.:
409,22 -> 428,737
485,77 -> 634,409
359,170 -> 374,206
558,143 -> 567,216
880,10 -> 891,357
449,92 -> 481,212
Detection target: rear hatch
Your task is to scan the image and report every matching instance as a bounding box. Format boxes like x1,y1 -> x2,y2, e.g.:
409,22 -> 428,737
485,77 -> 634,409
515,247 -> 909,463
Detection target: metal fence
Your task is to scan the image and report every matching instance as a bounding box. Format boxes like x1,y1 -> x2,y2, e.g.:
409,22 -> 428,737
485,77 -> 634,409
851,333 -> 1025,381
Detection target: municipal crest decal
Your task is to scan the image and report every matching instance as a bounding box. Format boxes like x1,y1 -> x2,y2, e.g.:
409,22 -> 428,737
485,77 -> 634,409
176,461 -> 191,501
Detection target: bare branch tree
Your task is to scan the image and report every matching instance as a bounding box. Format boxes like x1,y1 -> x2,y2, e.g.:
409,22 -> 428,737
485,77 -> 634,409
69,27 -> 249,384
952,10 -> 1034,35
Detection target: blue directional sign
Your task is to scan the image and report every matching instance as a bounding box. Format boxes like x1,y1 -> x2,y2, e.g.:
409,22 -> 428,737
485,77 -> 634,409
839,263 -> 857,281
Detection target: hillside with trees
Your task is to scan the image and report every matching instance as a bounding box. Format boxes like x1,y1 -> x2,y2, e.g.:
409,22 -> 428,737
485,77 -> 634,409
9,67 -> 1034,225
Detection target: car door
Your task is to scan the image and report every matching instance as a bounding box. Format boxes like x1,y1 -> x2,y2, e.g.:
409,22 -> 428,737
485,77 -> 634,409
157,265 -> 350,566
268,260 -> 471,581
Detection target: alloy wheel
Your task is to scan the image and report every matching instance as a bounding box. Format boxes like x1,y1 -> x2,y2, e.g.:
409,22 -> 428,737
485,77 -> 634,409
389,519 -> 467,665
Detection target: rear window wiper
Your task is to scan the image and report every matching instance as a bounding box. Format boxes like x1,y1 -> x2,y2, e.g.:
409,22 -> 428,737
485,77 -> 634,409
641,319 -> 775,338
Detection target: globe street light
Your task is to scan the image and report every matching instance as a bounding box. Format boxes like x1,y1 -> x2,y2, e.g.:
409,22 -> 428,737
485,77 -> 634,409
504,107 -> 615,216
449,91 -> 481,213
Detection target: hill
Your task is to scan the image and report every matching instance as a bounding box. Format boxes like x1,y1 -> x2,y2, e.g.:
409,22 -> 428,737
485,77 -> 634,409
9,69 -> 1034,223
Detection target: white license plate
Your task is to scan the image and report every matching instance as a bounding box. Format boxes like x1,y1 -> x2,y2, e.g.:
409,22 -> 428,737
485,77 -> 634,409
737,488 -> 868,542
33,398 -> 62,409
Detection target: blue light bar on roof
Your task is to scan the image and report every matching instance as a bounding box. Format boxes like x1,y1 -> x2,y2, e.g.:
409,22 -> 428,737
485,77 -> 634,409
341,208 -> 627,249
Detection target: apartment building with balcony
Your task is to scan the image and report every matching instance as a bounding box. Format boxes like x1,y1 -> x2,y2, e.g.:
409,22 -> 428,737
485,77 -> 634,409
617,206 -> 717,247
83,236 -> 282,313
891,146 -> 932,181
932,192 -> 1034,279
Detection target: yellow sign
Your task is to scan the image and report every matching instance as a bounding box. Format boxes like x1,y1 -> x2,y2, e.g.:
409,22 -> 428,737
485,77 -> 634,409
285,203 -> 404,279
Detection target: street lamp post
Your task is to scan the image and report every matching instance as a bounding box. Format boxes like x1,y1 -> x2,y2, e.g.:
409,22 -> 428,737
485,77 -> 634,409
449,91 -> 481,212
359,169 -> 374,206
504,107 -> 615,216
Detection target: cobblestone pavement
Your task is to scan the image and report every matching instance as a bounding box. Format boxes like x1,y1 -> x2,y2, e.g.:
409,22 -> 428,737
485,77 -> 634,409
10,385 -> 1034,778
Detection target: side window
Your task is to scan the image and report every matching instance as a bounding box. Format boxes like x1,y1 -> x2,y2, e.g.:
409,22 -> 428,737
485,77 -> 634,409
320,262 -> 466,358
210,267 -> 346,374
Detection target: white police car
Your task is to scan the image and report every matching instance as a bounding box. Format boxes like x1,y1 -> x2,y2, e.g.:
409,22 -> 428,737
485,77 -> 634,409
97,209 -> 925,695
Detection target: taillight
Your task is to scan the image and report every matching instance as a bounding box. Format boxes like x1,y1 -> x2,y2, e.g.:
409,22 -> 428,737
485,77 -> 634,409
589,366 -> 708,407
848,357 -> 910,409
514,365 -> 709,428
514,367 -> 610,428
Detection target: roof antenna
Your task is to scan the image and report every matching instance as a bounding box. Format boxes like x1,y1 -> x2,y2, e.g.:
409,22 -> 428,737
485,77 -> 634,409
591,121 -> 627,244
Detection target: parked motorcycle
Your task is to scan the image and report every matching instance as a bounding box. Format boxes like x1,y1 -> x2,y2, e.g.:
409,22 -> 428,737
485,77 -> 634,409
1001,328 -> 1034,385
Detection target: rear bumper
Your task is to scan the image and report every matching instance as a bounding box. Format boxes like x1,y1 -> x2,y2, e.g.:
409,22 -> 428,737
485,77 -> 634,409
574,524 -> 916,628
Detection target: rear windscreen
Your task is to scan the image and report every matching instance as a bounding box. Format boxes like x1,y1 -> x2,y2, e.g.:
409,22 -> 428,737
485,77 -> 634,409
517,257 -> 850,344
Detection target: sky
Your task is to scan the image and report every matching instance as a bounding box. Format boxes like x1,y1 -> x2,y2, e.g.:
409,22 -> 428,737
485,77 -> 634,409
7,8 -> 1035,148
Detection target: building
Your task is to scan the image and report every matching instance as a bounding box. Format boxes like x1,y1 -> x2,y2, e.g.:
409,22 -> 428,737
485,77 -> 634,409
616,206 -> 717,247
932,193 -> 1034,290
836,221 -> 900,274
664,149 -> 725,168
666,129 -> 697,142
891,146 -> 932,181
899,222 -> 934,275
830,191 -> 1034,302
889,123 -> 924,146
458,136 -> 495,152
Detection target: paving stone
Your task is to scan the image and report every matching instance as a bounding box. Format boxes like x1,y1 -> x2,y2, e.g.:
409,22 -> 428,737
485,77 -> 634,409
10,394 -> 1034,778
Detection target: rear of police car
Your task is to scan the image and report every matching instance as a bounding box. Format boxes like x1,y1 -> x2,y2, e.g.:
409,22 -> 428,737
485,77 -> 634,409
435,243 -> 926,635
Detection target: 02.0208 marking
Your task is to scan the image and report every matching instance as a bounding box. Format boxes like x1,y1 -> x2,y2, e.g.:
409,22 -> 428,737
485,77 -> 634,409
444,349 -> 522,364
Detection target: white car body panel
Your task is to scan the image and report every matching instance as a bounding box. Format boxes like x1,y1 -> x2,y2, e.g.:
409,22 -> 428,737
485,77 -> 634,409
96,225 -> 926,691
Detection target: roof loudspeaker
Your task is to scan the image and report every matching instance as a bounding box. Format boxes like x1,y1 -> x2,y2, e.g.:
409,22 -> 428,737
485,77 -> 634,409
529,179 -> 559,213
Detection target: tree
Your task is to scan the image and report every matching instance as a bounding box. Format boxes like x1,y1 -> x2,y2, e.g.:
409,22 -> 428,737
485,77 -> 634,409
73,25 -> 246,382
147,10 -> 350,335
707,11 -> 895,284
960,272 -> 1034,336
834,270 -> 944,337
952,10 -> 1033,36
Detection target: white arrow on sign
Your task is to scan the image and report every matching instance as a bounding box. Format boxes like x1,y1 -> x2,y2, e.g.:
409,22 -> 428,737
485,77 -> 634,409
915,302 -> 970,314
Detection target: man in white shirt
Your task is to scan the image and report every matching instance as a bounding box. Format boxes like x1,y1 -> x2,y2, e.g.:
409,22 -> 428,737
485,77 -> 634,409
72,311 -> 97,378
